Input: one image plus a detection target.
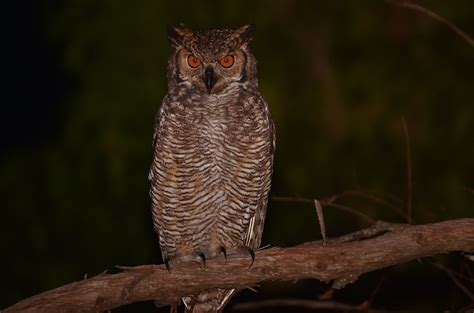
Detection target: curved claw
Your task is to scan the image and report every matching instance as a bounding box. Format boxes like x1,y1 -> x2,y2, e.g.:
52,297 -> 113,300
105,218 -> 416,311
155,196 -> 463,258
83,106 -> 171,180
220,247 -> 227,259
164,258 -> 171,273
197,251 -> 206,266
247,247 -> 255,268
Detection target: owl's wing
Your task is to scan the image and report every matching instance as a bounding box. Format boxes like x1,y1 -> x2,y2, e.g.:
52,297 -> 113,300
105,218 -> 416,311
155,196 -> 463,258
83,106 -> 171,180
243,95 -> 275,250
148,101 -> 167,181
149,97 -> 180,260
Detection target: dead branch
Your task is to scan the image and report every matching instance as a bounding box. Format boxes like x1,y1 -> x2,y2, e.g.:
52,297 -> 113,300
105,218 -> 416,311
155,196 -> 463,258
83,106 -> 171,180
431,262 -> 474,302
401,116 -> 413,224
386,0 -> 474,48
231,298 -> 369,311
272,194 -> 377,223
314,198 -> 327,243
323,189 -> 405,219
4,218 -> 474,313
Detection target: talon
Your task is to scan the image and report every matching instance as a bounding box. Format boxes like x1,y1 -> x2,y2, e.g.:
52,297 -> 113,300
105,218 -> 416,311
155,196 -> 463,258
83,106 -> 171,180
197,252 -> 206,266
164,258 -> 171,273
247,247 -> 255,268
220,247 -> 227,259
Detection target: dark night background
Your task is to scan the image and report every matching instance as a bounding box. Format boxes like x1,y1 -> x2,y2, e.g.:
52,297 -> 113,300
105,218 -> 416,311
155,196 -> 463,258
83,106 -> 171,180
2,1 -> 473,312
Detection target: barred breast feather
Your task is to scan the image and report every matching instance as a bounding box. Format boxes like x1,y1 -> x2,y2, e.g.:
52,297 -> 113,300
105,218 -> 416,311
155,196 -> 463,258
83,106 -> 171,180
149,85 -> 274,264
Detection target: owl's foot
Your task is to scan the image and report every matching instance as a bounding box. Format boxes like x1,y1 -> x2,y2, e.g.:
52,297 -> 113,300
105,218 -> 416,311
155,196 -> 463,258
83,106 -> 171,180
163,252 -> 207,271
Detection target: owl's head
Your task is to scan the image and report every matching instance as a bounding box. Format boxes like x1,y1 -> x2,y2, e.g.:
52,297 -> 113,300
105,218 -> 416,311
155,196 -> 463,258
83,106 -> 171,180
165,24 -> 257,94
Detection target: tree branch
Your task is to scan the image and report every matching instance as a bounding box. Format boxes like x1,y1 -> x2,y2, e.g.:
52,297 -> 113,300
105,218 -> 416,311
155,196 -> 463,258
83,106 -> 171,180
386,0 -> 474,48
231,298 -> 369,311
4,219 -> 474,313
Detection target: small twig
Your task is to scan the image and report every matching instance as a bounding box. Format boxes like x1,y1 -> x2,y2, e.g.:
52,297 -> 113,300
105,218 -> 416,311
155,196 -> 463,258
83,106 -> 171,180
465,187 -> 474,196
432,262 -> 474,302
401,117 -> 413,224
330,220 -> 407,244
458,303 -> 474,313
170,303 -> 178,313
271,195 -> 313,204
232,298 -> 369,311
320,202 -> 376,224
273,188 -> 408,222
368,276 -> 385,305
324,189 -> 407,220
314,198 -> 327,244
272,195 -> 376,224
435,262 -> 474,282
387,0 -> 474,48
372,189 -> 404,205
318,287 -> 335,300
461,259 -> 474,284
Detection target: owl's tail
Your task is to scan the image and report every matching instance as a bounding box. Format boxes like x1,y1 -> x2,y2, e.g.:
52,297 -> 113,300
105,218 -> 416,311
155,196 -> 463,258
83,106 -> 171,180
182,288 -> 235,313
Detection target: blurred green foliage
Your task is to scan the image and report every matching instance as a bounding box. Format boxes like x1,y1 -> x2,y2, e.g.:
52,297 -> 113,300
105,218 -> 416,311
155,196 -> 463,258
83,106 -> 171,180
2,1 -> 473,311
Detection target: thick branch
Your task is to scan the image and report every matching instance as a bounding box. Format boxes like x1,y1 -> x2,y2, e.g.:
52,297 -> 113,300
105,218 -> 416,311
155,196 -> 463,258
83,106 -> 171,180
4,219 -> 474,313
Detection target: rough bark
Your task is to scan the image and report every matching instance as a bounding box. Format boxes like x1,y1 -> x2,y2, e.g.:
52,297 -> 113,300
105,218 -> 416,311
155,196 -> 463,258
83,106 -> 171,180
4,219 -> 474,313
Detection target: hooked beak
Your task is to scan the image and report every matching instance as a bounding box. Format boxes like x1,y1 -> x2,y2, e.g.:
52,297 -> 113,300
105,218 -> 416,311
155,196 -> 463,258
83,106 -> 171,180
204,67 -> 216,93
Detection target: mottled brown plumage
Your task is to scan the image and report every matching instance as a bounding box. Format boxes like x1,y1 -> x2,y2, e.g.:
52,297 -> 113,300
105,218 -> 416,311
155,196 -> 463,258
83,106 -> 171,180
149,24 -> 275,312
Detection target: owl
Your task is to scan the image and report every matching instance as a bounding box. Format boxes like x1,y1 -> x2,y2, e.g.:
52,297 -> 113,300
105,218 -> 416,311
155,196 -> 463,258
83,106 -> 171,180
149,23 -> 275,312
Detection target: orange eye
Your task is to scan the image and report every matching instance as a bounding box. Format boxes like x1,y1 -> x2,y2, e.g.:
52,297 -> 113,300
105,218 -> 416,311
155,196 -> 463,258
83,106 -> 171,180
187,55 -> 201,68
219,55 -> 234,68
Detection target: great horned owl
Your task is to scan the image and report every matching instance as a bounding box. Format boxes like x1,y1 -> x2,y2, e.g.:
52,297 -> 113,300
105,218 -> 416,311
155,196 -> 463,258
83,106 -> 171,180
149,24 -> 275,312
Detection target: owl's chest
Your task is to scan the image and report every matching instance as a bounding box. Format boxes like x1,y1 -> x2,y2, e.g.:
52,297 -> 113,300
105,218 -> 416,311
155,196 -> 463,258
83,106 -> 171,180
176,101 -> 259,148
158,95 -> 271,193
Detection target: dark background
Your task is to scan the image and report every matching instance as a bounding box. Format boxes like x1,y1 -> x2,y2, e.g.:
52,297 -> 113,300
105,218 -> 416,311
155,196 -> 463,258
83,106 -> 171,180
2,1 -> 473,312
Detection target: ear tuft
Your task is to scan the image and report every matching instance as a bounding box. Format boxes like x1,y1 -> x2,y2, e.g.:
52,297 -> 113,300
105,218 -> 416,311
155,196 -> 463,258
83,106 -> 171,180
235,24 -> 256,46
166,23 -> 192,48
